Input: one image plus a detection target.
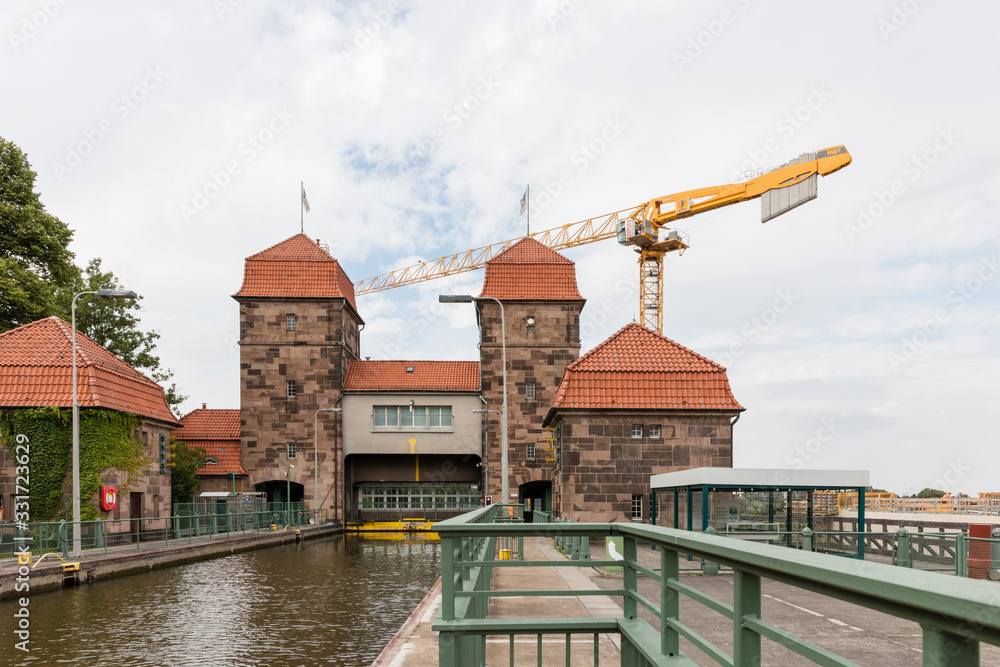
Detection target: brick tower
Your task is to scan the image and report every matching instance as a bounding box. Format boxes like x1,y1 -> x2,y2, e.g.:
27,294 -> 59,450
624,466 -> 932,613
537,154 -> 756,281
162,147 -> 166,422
232,234 -> 363,523
476,238 -> 585,511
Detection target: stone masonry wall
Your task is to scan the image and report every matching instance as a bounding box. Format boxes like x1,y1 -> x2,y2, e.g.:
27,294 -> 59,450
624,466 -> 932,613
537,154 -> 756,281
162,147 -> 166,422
552,410 -> 735,523
238,297 -> 361,520
478,300 -> 583,502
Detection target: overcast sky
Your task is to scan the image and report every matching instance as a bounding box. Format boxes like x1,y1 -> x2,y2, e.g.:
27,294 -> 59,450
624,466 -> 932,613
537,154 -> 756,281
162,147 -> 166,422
4,2 -> 998,496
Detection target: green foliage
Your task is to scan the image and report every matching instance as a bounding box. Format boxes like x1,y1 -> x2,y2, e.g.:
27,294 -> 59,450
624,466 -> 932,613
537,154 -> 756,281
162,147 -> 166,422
914,488 -> 946,498
0,137 -> 78,330
0,407 -> 151,521
169,439 -> 207,505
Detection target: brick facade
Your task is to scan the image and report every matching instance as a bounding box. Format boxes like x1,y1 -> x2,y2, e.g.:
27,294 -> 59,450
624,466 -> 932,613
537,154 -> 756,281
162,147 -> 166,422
477,299 -> 583,502
237,297 -> 361,519
548,410 -> 735,522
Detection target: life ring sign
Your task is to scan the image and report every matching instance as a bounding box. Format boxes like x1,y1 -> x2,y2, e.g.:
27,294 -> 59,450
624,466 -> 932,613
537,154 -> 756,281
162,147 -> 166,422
101,486 -> 118,512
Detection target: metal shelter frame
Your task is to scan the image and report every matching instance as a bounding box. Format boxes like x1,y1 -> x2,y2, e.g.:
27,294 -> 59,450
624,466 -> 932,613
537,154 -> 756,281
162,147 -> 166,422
650,467 -> 871,559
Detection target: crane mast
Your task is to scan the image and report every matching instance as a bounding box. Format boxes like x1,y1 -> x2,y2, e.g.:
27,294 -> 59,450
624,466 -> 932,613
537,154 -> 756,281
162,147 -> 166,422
354,145 -> 852,335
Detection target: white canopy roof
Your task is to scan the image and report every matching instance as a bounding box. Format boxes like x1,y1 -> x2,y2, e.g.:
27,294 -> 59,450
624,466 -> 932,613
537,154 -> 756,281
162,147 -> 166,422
650,467 -> 869,490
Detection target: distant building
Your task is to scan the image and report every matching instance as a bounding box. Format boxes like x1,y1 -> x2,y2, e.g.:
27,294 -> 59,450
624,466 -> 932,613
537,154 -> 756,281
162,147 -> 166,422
172,406 -> 246,495
0,316 -> 179,531
231,233 -> 744,525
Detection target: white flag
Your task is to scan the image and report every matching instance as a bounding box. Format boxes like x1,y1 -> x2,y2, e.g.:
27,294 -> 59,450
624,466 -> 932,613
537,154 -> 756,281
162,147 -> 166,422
302,185 -> 311,213
519,188 -> 527,216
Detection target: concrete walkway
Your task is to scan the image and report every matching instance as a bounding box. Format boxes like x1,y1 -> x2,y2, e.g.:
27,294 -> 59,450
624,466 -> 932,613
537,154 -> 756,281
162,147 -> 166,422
374,536 -> 622,666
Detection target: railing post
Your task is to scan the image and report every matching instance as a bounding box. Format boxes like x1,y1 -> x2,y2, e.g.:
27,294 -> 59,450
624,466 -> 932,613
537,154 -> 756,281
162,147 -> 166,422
58,519 -> 68,559
702,526 -> 719,575
895,527 -> 911,568
441,536 -> 455,622
733,570 -> 762,666
923,625 -> 979,666
661,545 -> 680,658
623,533 -> 637,619
956,533 -> 968,577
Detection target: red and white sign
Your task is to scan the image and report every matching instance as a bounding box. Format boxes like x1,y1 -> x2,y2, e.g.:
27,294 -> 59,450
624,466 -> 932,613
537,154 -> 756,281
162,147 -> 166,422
101,486 -> 118,511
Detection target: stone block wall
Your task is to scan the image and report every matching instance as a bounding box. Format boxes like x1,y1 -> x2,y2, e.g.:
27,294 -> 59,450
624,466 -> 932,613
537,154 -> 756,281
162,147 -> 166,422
237,297 -> 361,519
551,410 -> 735,523
478,300 -> 583,502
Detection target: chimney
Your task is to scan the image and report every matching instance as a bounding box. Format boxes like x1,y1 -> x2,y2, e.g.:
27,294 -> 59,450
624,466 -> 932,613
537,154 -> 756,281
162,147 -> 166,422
202,403 -> 207,410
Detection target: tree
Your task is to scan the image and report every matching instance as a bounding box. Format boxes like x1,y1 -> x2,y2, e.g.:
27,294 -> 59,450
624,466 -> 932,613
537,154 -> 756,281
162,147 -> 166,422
0,137 -> 78,330
914,488 -> 946,498
169,440 -> 207,505
0,137 -> 187,414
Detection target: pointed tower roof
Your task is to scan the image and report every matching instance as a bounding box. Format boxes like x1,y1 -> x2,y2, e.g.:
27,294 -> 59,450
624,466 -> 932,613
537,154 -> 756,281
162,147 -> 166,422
479,237 -> 584,301
233,233 -> 360,313
544,323 -> 743,420
0,317 -> 180,424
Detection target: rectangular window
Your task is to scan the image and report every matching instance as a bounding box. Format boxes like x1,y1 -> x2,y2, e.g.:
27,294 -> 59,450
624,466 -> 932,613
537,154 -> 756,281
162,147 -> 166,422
526,442 -> 535,460
374,406 -> 451,430
286,314 -> 296,331
159,434 -> 166,474
286,381 -> 296,398
649,425 -> 660,439
287,442 -> 296,458
526,383 -> 535,400
632,494 -> 643,520
631,425 -> 642,438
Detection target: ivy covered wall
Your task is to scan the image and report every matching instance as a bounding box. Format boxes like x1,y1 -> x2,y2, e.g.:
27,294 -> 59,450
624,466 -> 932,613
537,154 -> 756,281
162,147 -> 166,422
0,406 -> 153,521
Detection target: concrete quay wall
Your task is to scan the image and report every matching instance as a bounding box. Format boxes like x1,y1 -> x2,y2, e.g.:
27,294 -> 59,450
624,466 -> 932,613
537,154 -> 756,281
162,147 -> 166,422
0,523 -> 341,601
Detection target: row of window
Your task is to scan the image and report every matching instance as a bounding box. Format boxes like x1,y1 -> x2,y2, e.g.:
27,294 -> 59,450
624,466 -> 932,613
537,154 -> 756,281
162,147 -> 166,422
373,405 -> 453,430
632,425 -> 661,439
358,483 -> 481,510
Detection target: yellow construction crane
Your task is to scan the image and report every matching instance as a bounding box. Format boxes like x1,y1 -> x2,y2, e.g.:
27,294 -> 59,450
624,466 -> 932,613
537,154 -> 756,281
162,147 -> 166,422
354,145 -> 852,334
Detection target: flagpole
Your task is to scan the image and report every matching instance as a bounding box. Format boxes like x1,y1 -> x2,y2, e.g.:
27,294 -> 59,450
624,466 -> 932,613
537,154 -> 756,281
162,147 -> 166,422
526,184 -> 530,236
300,181 -> 304,233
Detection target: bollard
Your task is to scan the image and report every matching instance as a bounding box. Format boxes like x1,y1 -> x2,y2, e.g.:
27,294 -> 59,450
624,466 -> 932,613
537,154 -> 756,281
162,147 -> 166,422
801,527 -> 813,553
894,528 -> 911,568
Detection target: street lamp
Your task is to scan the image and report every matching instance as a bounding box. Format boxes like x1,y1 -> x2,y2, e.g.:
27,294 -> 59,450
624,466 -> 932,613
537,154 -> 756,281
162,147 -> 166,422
286,463 -> 295,526
473,409 -> 499,503
440,294 -> 508,504
314,407 -> 342,524
71,288 -> 137,558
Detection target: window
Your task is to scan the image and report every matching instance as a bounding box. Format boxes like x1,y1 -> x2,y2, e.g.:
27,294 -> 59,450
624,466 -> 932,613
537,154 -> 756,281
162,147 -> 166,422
632,494 -> 643,520
205,456 -> 221,465
159,434 -> 166,474
526,316 -> 535,334
649,425 -> 660,439
526,383 -> 535,400
631,425 -> 642,438
526,442 -> 535,460
286,314 -> 296,331
286,381 -> 296,398
287,442 -> 296,458
374,405 -> 452,430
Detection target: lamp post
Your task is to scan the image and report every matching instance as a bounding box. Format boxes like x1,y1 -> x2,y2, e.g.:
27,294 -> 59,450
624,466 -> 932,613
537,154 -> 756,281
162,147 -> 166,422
440,295 -> 508,504
71,288 -> 137,558
286,463 -> 295,526
473,409 -> 500,503
313,407 -> 342,524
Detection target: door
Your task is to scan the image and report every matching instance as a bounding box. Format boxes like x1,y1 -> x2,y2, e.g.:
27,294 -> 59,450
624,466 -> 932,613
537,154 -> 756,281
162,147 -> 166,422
130,492 -> 142,541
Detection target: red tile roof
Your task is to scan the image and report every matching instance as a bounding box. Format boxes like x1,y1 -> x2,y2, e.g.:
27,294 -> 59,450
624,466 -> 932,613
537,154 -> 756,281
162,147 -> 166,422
173,408 -> 246,476
233,234 -> 360,314
0,317 -> 180,424
479,237 -> 584,301
344,360 -> 480,392
546,323 -> 743,417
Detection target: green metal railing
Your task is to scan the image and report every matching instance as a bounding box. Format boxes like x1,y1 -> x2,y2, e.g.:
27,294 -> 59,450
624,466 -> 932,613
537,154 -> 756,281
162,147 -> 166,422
0,503 -> 320,560
433,509 -> 1000,666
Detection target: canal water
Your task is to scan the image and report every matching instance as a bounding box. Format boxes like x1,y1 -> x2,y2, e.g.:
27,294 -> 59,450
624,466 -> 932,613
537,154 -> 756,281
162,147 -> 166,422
1,534 -> 440,666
